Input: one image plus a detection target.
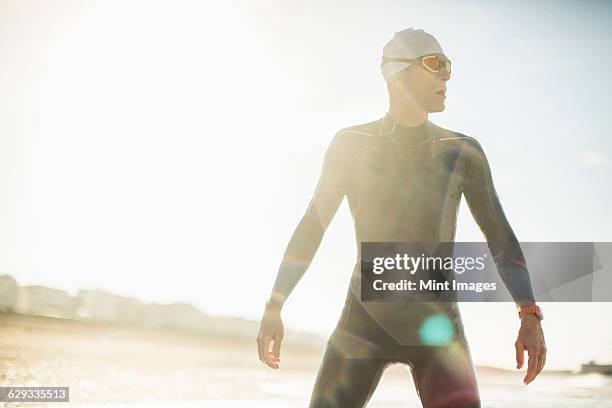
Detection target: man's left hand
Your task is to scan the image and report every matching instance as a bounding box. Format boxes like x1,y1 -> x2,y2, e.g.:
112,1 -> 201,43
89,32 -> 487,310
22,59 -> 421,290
515,314 -> 546,385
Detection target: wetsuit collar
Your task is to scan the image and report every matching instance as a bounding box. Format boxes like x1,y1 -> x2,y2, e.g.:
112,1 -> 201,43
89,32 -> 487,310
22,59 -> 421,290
381,112 -> 432,143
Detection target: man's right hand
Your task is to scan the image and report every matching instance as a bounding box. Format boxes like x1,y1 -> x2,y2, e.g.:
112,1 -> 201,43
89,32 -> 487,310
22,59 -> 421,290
256,301 -> 284,369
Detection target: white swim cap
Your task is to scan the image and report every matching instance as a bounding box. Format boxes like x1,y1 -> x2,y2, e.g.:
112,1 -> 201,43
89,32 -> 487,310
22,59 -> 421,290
381,28 -> 445,81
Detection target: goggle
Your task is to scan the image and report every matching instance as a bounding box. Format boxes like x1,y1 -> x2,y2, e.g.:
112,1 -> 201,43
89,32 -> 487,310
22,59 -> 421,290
381,54 -> 452,75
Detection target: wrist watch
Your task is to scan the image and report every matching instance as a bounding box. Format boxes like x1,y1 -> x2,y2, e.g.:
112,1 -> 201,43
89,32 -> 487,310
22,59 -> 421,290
518,304 -> 544,321
265,298 -> 283,311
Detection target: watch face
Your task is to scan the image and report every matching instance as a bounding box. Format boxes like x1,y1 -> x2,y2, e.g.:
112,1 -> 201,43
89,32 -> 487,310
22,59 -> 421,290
537,306 -> 544,320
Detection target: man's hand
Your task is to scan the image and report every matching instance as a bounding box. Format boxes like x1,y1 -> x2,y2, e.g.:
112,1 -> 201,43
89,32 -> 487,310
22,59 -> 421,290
256,301 -> 284,369
515,314 -> 546,384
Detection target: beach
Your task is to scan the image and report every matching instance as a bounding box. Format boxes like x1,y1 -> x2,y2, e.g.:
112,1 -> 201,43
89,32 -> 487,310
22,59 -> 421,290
0,312 -> 610,407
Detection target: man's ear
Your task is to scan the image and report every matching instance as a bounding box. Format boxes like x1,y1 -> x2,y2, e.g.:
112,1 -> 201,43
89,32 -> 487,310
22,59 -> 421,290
386,75 -> 399,88
386,75 -> 406,99
386,76 -> 400,94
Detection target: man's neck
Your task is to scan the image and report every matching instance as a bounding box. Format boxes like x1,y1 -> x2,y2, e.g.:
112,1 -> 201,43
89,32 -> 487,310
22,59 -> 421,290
388,104 -> 428,128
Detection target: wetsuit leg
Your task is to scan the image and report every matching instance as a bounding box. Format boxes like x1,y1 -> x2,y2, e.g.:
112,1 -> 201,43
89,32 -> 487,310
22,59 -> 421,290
308,340 -> 389,408
310,288 -> 480,407
408,344 -> 480,408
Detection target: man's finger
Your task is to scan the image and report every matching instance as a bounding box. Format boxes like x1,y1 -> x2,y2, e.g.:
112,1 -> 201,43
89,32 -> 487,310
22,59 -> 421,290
525,346 -> 541,384
515,341 -> 524,369
261,336 -> 274,368
524,346 -> 538,384
530,350 -> 543,383
263,338 -> 280,369
536,346 -> 547,376
257,335 -> 265,364
259,336 -> 272,367
535,350 -> 544,379
272,334 -> 283,361
524,346 -> 536,384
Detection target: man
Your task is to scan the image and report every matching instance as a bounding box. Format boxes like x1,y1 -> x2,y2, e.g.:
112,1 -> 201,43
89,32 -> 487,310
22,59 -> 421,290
257,28 -> 546,408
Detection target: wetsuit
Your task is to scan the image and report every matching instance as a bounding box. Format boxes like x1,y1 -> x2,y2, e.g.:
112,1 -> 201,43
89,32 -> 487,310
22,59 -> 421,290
271,114 -> 535,407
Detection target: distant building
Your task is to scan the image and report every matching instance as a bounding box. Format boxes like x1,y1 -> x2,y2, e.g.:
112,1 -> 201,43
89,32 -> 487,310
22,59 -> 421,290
142,302 -> 209,332
0,274 -> 18,312
76,289 -> 144,325
581,361 -> 612,375
0,277 -> 324,348
206,316 -> 260,338
15,285 -> 74,318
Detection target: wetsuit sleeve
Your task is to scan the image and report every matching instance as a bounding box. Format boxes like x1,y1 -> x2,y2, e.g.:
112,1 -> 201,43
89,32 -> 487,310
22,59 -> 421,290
461,138 -> 535,303
270,132 -> 352,304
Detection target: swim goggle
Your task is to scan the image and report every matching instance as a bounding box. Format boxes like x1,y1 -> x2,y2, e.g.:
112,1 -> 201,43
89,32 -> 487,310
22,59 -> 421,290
381,54 -> 452,75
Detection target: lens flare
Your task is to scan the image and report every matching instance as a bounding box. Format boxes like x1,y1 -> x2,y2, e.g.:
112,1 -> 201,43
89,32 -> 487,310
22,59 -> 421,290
419,313 -> 455,345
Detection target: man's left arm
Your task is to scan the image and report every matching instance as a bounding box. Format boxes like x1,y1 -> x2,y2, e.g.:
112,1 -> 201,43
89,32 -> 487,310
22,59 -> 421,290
461,138 -> 546,385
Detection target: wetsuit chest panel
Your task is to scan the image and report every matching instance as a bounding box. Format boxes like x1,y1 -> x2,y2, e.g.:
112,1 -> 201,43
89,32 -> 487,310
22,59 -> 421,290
350,135 -> 464,242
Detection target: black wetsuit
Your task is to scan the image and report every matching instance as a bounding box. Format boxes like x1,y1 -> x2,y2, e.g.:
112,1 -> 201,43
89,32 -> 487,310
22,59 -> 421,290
272,114 -> 535,407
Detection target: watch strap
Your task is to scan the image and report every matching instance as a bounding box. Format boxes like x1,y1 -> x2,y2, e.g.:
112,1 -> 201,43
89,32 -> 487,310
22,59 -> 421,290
518,305 -> 542,320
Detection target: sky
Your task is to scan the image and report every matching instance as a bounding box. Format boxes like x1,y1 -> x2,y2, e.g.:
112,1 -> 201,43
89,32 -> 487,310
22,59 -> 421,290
1,0 -> 611,371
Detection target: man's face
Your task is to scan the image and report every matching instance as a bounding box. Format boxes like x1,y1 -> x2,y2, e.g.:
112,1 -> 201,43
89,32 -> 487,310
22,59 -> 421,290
389,53 -> 450,113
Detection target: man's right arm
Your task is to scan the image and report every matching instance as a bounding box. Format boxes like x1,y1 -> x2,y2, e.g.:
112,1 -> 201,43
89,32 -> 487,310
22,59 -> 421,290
267,131 -> 352,310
